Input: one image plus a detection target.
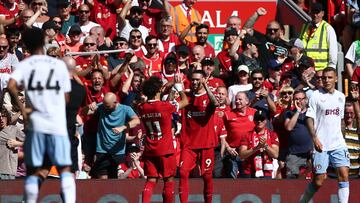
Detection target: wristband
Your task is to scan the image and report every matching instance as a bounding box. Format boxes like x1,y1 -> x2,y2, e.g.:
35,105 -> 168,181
174,83 -> 183,92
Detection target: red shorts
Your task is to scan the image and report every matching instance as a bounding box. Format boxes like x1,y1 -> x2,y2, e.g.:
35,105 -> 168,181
144,153 -> 177,178
180,148 -> 214,176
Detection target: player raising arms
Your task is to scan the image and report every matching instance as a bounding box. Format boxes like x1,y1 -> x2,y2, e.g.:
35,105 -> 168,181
138,75 -> 188,203
7,28 -> 75,203
179,70 -> 220,203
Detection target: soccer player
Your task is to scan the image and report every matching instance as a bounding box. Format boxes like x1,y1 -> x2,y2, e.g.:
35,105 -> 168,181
138,75 -> 188,203
7,27 -> 75,203
300,67 -> 350,203
179,70 -> 219,203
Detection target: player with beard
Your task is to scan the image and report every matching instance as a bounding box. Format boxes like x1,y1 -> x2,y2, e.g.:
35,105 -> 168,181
139,76 -> 188,203
180,23 -> 215,58
119,1 -> 149,42
179,70 -> 219,203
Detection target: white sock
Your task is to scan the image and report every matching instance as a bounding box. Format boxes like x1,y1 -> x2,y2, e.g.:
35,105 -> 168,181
300,182 -> 317,203
338,182 -> 349,203
24,176 -> 40,203
60,172 -> 76,203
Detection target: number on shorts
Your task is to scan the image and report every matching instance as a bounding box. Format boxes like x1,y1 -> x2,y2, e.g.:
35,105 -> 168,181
205,159 -> 212,168
145,121 -> 163,140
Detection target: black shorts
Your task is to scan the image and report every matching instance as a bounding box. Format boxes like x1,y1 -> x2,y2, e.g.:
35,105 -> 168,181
92,153 -> 126,178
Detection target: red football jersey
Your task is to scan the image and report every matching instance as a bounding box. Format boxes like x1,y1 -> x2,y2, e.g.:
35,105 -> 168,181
142,52 -> 164,78
143,8 -> 163,36
158,34 -> 181,53
207,77 -> 225,93
214,105 -> 231,139
188,42 -> 215,58
182,92 -> 217,149
138,100 -> 177,157
223,107 -> 257,148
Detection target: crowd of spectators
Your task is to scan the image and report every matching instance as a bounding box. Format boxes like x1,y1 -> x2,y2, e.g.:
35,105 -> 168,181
0,0 -> 359,181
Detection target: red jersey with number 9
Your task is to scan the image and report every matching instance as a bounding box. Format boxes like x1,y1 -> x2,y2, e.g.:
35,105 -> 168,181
138,100 -> 177,157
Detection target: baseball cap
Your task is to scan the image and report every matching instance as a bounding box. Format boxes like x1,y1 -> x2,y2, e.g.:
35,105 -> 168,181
311,2 -> 324,14
130,6 -> 144,14
224,27 -> 238,37
57,0 -> 71,8
201,57 -> 215,66
298,55 -> 315,68
288,38 -> 304,49
127,143 -> 141,153
68,24 -> 82,35
237,65 -> 249,73
254,110 -> 267,121
267,59 -> 282,71
42,21 -> 57,31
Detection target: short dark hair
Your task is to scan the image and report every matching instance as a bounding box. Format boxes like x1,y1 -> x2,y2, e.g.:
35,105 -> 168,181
145,35 -> 157,44
293,89 -> 306,97
141,76 -> 163,100
322,67 -> 337,75
91,69 -> 104,78
192,69 -> 206,78
196,24 -> 209,33
250,69 -> 264,78
22,27 -> 45,54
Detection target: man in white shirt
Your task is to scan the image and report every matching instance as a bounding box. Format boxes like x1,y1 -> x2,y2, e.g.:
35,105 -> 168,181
7,27 -> 75,203
300,67 -> 350,203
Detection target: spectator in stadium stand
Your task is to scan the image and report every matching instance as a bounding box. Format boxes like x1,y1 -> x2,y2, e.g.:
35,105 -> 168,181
221,92 -> 256,178
77,4 -> 100,39
345,40 -> 360,77
251,20 -> 289,71
291,56 -> 317,93
190,45 -> 205,71
171,0 -> 202,43
271,85 -> 293,179
239,110 -> 279,178
213,86 -> 230,178
0,37 -> 18,74
157,17 -> 181,54
281,38 -> 305,76
300,67 -> 350,203
107,36 -> 128,70
0,0 -> 25,30
117,143 -> 145,179
75,36 -> 110,85
49,16 -> 67,49
81,69 -> 117,171
87,0 -> 119,40
217,27 -> 241,86
341,0 -> 360,52
0,108 -> 25,180
138,0 -> 171,36
283,90 -> 313,179
228,65 -> 253,108
176,45 -> 190,75
128,29 -> 147,58
28,0 -> 49,28
180,23 -> 215,58
84,92 -> 140,179
62,24 -> 83,54
42,21 -> 60,50
63,56 -> 86,174
139,76 -> 188,203
299,2 -> 338,71
341,90 -> 360,178
179,69 -> 219,203
201,57 -> 225,93
231,34 -> 261,75
5,30 -> 21,60
119,2 -> 149,42
57,0 -> 77,35
90,26 -> 113,51
142,35 -> 164,78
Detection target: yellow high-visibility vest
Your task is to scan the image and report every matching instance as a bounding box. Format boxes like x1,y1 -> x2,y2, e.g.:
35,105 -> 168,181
300,20 -> 329,71
171,5 -> 202,43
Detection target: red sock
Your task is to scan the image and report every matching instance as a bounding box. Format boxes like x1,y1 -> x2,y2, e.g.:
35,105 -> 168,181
179,169 -> 190,203
163,180 -> 175,203
142,181 -> 156,203
203,173 -> 213,203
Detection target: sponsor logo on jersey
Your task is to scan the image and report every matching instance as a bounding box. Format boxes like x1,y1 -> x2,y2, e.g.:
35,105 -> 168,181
325,108 -> 340,116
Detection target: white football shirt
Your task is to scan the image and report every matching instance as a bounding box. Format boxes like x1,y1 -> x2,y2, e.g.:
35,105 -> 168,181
306,88 -> 346,151
11,55 -> 71,136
